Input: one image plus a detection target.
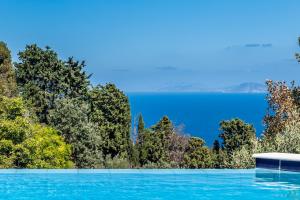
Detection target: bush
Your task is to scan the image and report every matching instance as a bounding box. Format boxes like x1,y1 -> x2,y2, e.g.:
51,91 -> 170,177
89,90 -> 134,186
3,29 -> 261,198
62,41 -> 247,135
104,155 -> 131,169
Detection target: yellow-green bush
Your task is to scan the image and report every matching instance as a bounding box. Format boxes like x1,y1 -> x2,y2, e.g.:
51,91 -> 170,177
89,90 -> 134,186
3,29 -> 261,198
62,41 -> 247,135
0,96 -> 73,168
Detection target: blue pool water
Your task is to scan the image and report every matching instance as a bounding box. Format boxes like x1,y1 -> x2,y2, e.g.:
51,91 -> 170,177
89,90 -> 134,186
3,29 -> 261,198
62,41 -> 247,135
1,169 -> 300,200
128,93 -> 267,145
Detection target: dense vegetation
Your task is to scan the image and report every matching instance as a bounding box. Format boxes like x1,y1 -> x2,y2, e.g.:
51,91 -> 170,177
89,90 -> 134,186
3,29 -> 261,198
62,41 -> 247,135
1,39 -> 300,168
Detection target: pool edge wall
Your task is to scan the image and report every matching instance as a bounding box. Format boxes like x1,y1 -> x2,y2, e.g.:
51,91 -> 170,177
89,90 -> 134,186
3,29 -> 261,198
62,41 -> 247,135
255,158 -> 300,172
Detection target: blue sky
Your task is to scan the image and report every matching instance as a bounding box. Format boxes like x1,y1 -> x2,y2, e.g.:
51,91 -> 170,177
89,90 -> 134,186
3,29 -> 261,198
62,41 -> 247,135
1,0 -> 300,92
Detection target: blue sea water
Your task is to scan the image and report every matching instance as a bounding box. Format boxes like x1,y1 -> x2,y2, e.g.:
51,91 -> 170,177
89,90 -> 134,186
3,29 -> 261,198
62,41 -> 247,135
0,169 -> 299,200
128,93 -> 267,146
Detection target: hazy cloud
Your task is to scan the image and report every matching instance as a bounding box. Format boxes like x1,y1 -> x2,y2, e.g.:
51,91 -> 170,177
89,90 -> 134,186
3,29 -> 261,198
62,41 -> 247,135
245,43 -> 260,48
262,43 -> 272,48
156,66 -> 178,71
226,43 -> 273,50
244,43 -> 272,48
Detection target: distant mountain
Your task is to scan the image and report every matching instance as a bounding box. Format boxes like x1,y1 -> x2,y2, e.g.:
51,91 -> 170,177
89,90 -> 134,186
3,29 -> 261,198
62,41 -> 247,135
221,82 -> 266,93
154,82 -> 266,93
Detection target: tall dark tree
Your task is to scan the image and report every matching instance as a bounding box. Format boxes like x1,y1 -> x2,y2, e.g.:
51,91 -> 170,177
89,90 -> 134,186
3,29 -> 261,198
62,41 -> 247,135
151,116 -> 174,163
137,114 -> 145,136
15,45 -> 90,123
152,116 -> 174,136
63,57 -> 90,99
0,42 -> 17,97
89,83 -> 132,159
219,118 -> 256,156
184,137 -> 212,168
212,140 -> 220,153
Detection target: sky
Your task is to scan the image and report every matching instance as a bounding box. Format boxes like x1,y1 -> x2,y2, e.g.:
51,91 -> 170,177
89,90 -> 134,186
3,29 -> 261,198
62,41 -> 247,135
1,0 -> 300,92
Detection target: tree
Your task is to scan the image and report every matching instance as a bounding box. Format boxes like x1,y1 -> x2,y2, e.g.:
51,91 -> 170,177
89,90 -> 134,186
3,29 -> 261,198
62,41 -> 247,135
263,80 -> 297,140
137,116 -> 190,168
89,83 -> 132,160
15,44 -> 90,123
137,129 -> 154,166
149,116 -> 175,165
0,42 -> 17,97
0,95 -> 73,168
137,113 -> 145,136
229,145 -> 255,169
166,133 -> 189,168
152,116 -> 174,137
212,140 -> 220,153
219,118 -> 256,156
20,124 -> 73,168
211,139 -> 225,168
184,137 -> 212,168
0,96 -> 26,120
261,109 -> 300,154
49,98 -> 104,168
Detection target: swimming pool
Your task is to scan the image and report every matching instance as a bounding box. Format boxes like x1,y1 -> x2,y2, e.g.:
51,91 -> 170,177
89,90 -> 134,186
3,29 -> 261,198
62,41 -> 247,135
0,169 -> 299,200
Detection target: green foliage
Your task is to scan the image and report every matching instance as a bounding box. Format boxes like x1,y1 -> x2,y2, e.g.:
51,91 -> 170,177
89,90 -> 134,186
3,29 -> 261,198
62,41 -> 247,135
211,149 -> 228,168
259,79 -> 300,156
151,116 -> 174,163
215,118 -> 256,168
152,116 -> 174,136
137,113 -> 145,135
0,96 -> 73,168
137,116 -> 175,167
136,116 -> 211,169
0,96 -> 26,120
219,118 -> 256,156
0,42 -> 17,97
184,137 -> 212,168
212,140 -> 220,153
260,110 -> 300,154
89,83 -> 132,160
21,125 -> 73,168
104,155 -> 130,169
49,98 -> 104,168
227,140 -> 256,168
15,45 -> 90,123
263,80 -> 296,140
8,41 -> 300,169
137,129 -> 155,166
128,141 -> 139,167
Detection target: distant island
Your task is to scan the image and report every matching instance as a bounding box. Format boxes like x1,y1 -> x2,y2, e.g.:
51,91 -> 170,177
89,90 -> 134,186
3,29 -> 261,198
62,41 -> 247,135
157,82 -> 266,93
220,82 -> 266,93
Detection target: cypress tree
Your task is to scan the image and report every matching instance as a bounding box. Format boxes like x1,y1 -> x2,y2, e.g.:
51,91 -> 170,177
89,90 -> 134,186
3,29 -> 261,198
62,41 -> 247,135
137,113 -> 145,135
212,140 -> 220,153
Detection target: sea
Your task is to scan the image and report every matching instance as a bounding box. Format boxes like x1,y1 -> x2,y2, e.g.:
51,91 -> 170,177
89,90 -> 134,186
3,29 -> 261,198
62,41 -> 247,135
128,93 -> 267,146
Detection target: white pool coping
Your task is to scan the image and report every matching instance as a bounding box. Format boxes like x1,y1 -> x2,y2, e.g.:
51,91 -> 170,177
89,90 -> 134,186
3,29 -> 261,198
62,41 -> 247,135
253,153 -> 300,162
